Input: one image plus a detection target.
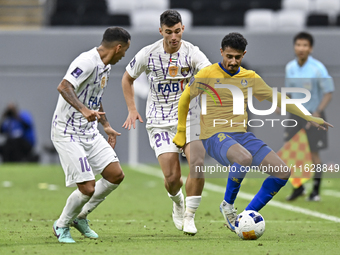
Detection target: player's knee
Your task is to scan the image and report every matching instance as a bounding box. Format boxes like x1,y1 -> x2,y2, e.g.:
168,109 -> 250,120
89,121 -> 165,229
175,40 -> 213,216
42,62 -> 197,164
115,170 -> 125,184
80,185 -> 95,197
106,170 -> 125,184
190,155 -> 204,168
283,167 -> 291,179
237,153 -> 252,166
165,173 -> 181,188
276,166 -> 291,180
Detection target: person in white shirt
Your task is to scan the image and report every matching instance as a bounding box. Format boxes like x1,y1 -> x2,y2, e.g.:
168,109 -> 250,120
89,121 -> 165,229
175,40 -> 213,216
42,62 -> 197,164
122,10 -> 211,235
51,27 -> 130,243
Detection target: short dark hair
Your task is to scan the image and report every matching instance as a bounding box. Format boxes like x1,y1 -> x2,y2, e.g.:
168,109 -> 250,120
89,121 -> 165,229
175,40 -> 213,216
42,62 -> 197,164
221,32 -> 248,52
102,27 -> 131,45
294,32 -> 314,47
160,10 -> 182,27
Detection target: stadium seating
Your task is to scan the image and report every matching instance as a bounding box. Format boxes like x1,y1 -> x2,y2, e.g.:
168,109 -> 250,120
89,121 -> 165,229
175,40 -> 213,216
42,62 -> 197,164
313,0 -> 340,16
140,0 -> 169,10
106,14 -> 131,26
336,14 -> 340,26
130,10 -> 160,30
276,9 -> 306,31
106,0 -> 139,14
249,0 -> 282,10
244,9 -> 275,31
282,0 -> 311,12
78,0 -> 108,26
170,0 -> 193,10
307,14 -> 330,26
49,0 -> 340,27
220,0 -> 252,12
193,10 -> 245,26
130,8 -> 193,30
50,0 -> 80,26
177,9 -> 193,28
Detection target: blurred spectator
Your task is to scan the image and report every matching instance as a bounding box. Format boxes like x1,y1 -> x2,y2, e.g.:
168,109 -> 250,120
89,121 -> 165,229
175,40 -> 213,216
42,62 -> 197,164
0,103 -> 39,162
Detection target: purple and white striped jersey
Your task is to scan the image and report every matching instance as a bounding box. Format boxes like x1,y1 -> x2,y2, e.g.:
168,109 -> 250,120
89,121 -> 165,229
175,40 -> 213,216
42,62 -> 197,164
51,47 -> 110,142
126,39 -> 211,128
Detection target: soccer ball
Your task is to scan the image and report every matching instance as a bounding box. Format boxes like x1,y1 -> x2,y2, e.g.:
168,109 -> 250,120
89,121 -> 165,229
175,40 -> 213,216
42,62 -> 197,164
234,210 -> 265,240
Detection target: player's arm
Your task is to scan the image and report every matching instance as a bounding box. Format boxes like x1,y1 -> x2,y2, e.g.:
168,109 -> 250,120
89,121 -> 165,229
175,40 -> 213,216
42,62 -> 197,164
173,86 -> 191,148
305,92 -> 332,130
267,91 -> 333,130
98,103 -> 121,149
121,71 -> 144,130
315,63 -> 334,116
276,67 -> 291,114
173,77 -> 202,148
57,79 -> 104,122
173,71 -> 207,148
306,64 -> 334,127
314,92 -> 332,116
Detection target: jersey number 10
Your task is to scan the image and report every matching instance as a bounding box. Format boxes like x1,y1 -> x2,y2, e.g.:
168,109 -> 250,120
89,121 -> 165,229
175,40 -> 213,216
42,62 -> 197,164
79,157 -> 91,172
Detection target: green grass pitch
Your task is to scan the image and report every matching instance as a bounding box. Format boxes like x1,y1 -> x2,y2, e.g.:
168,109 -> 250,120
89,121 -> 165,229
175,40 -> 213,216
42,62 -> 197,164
1,164 -> 340,255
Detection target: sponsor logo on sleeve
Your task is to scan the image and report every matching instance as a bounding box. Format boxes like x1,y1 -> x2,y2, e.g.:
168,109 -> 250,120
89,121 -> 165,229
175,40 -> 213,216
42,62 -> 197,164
188,76 -> 195,87
71,67 -> 83,78
130,57 -> 136,68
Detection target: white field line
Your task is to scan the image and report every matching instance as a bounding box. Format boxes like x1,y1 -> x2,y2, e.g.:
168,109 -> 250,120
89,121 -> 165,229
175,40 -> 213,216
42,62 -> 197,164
133,164 -> 340,223
3,219 -> 334,224
323,189 -> 340,198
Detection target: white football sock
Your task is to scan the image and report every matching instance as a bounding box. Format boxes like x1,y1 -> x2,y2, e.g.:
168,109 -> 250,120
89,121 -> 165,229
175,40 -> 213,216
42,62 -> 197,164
57,189 -> 90,228
168,189 -> 184,205
185,196 -> 202,214
77,178 -> 119,219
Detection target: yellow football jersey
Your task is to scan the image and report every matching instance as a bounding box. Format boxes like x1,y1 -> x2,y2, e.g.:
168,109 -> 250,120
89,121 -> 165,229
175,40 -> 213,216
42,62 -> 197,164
175,62 -> 324,145
189,62 -> 273,139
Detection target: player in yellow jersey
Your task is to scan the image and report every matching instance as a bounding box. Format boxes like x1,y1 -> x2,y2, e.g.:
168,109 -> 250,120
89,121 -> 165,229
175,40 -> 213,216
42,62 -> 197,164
173,33 -> 333,233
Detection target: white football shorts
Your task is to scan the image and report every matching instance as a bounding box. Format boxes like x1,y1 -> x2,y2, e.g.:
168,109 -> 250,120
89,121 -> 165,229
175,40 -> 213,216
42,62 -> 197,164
147,123 -> 201,158
53,134 -> 119,187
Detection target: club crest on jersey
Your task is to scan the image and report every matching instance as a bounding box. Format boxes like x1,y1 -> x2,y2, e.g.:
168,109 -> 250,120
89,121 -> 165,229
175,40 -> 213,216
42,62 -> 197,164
181,67 -> 190,77
168,66 -> 178,77
241,79 -> 248,87
71,67 -> 83,78
100,76 -> 106,88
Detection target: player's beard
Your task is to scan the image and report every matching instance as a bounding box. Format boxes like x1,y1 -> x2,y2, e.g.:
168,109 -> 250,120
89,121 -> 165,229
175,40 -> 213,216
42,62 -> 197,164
228,65 -> 239,73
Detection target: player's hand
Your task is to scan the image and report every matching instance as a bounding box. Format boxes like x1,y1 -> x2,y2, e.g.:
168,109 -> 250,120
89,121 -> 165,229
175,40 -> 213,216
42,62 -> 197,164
82,108 -> 105,122
308,120 -> 333,131
104,126 -> 121,149
122,110 -> 144,130
305,112 -> 322,130
173,130 -> 186,148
